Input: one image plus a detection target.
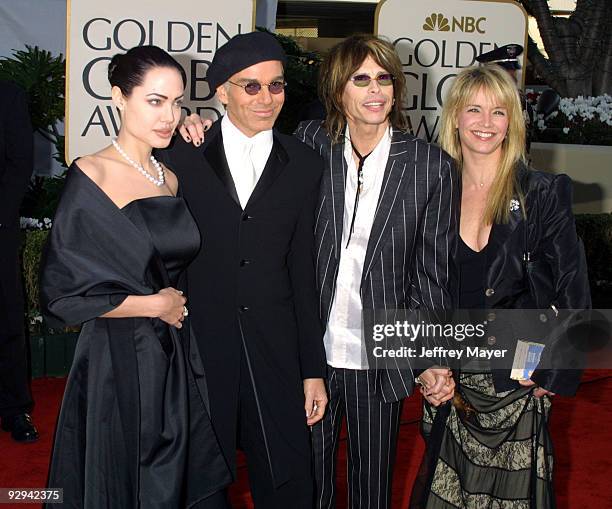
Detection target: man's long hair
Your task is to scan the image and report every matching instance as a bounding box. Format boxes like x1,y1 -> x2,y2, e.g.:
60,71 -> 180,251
319,35 -> 409,143
439,64 -> 527,225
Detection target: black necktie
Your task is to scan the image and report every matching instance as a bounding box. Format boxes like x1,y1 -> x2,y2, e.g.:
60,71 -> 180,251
346,142 -> 373,248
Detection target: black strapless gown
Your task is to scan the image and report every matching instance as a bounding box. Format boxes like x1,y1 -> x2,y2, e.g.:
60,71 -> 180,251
44,183 -> 230,508
123,197 -> 205,506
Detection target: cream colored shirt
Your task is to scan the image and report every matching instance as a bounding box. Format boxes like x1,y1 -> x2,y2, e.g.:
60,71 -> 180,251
221,114 -> 273,208
324,125 -> 392,369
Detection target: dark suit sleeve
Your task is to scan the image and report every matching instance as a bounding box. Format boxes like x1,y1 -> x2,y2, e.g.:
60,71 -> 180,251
531,174 -> 590,395
539,174 -> 591,309
0,85 -> 33,227
413,157 -> 460,312
411,156 -> 460,374
294,120 -> 322,152
289,161 -> 327,379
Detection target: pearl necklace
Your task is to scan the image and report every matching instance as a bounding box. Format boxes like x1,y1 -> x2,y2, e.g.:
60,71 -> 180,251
112,138 -> 165,187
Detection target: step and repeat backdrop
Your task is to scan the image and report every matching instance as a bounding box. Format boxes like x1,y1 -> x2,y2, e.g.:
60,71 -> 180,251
66,0 -> 255,162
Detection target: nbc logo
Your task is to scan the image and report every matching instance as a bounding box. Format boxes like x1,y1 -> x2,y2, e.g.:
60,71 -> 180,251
422,12 -> 486,34
423,13 -> 450,32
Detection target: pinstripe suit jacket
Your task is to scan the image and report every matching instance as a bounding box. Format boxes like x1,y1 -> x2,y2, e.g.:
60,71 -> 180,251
295,121 -> 460,403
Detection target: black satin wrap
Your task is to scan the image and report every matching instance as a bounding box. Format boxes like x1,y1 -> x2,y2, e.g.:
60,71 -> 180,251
40,164 -> 231,508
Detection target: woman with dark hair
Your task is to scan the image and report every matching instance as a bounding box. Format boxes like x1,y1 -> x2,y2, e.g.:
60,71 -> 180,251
411,64 -> 590,508
41,46 -> 231,508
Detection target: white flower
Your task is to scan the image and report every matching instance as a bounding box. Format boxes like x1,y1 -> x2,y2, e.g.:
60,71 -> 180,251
535,94 -> 612,142
20,216 -> 53,230
20,217 -> 41,230
510,199 -> 520,212
559,95 -> 612,124
29,315 -> 43,325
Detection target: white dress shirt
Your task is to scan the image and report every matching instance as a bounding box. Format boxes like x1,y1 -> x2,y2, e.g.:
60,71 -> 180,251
324,125 -> 392,369
222,114 -> 274,208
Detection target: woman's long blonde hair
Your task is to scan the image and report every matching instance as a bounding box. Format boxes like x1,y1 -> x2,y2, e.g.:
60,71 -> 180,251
439,64 -> 527,224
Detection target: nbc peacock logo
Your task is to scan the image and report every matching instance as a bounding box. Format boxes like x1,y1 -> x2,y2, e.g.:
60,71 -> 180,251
423,13 -> 450,32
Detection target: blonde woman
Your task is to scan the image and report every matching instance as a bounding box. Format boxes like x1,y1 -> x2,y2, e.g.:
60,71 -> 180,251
411,65 -> 590,508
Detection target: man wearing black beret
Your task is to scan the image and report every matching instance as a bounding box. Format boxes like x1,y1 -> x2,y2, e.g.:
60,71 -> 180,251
156,31 -> 327,508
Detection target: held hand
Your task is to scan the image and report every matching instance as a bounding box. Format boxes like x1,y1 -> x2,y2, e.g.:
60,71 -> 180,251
418,367 -> 455,407
178,114 -> 212,146
518,379 -> 556,398
304,378 -> 328,426
419,376 -> 456,406
156,287 -> 187,329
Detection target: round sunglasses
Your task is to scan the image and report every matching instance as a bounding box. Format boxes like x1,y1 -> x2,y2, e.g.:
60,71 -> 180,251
228,80 -> 287,96
349,73 -> 395,87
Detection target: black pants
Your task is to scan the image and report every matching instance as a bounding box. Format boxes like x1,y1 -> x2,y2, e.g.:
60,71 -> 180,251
312,366 -> 403,509
0,227 -> 32,419
191,491 -> 232,509
235,348 -> 313,509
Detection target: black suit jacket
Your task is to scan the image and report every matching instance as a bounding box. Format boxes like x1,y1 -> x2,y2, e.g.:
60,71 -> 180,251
481,165 -> 591,395
156,121 -> 326,486
0,81 -> 33,338
0,81 -> 32,229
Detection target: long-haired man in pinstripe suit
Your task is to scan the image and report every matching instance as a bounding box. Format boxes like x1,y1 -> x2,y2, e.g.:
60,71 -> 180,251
295,35 -> 459,509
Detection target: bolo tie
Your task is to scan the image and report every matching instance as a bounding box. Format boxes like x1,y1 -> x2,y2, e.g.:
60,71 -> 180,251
345,142 -> 373,248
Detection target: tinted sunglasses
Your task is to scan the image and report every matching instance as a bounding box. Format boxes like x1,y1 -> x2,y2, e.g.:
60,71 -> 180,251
228,80 -> 287,95
349,73 -> 395,87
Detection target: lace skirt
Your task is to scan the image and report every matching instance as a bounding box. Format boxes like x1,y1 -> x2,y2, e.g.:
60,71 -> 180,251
411,373 -> 554,509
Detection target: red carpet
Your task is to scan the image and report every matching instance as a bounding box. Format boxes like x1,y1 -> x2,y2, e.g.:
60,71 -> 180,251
1,372 -> 611,508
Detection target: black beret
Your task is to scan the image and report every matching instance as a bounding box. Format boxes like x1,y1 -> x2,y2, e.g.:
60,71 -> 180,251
207,31 -> 287,92
476,44 -> 523,70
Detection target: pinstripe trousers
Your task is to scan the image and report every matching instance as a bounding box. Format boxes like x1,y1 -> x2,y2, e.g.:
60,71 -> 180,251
312,366 -> 403,509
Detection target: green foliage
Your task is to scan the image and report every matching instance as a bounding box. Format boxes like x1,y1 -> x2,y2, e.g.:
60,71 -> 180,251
0,46 -> 68,221
21,230 -> 50,333
20,174 -> 66,219
0,45 -> 65,140
263,29 -> 322,134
